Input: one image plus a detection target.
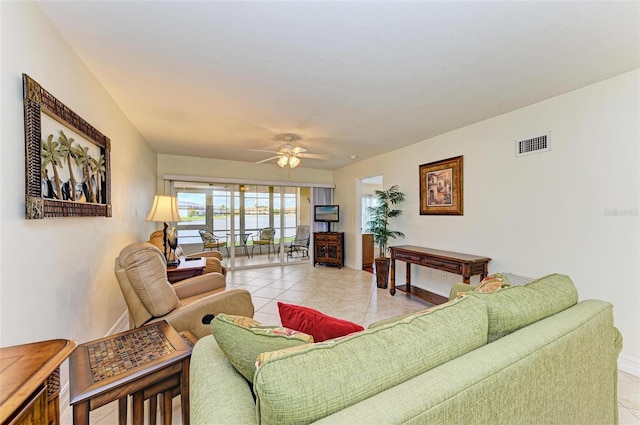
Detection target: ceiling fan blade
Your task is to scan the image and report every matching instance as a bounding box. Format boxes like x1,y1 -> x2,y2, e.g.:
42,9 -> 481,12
292,146 -> 307,154
248,149 -> 280,154
298,153 -> 330,160
255,156 -> 281,164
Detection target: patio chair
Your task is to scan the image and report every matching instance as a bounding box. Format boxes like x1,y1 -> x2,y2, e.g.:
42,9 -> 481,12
199,229 -> 229,257
251,227 -> 275,258
284,225 -> 310,261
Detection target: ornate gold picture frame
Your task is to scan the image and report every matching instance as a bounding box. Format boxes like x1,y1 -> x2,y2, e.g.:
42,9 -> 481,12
419,155 -> 463,215
23,74 -> 111,219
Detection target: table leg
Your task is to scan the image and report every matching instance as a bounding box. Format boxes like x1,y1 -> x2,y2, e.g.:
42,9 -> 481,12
181,358 -> 191,425
132,391 -> 144,425
406,263 -> 411,290
162,391 -> 172,425
72,402 -> 90,425
150,396 -> 157,424
118,397 -> 127,425
390,256 -> 396,296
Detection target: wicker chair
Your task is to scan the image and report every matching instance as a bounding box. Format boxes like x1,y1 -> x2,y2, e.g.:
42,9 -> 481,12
114,242 -> 254,339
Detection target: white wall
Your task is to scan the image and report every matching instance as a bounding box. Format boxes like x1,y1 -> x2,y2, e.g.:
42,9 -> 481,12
0,0 -> 156,363
333,70 -> 640,373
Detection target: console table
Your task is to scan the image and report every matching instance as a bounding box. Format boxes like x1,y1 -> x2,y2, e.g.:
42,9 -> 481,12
389,245 -> 491,305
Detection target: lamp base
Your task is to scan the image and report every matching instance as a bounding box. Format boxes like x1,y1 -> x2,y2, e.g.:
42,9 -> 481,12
167,258 -> 180,267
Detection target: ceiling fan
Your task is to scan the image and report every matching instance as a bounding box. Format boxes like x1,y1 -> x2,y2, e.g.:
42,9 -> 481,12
251,133 -> 329,169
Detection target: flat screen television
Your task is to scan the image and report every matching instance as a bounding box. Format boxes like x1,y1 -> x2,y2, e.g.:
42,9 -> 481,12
314,205 -> 339,223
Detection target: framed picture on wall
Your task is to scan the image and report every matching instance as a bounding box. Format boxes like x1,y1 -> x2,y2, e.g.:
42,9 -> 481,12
23,73 -> 111,219
419,155 -> 463,215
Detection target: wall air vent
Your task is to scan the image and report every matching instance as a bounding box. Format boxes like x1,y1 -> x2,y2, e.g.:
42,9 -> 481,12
515,132 -> 551,157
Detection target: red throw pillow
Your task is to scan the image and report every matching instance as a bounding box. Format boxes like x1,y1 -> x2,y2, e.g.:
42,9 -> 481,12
277,302 -> 364,342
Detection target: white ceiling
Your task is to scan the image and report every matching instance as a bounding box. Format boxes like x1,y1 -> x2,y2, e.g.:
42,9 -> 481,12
37,1 -> 639,170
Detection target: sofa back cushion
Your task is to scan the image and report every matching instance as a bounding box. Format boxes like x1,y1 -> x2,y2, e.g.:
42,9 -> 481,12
253,295 -> 488,425
468,273 -> 578,342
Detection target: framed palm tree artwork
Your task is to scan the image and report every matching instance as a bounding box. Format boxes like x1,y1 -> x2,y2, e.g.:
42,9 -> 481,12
23,74 -> 111,219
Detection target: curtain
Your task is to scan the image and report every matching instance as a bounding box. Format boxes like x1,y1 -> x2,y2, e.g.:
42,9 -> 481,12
311,187 -> 333,233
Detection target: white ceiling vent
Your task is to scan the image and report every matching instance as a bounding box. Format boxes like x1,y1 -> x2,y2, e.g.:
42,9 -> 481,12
515,132 -> 551,157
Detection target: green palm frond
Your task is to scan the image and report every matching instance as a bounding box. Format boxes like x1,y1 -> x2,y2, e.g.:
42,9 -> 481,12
365,185 -> 406,257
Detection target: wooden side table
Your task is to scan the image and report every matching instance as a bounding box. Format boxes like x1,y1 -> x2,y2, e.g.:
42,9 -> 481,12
69,321 -> 191,425
166,258 -> 206,283
0,339 -> 77,425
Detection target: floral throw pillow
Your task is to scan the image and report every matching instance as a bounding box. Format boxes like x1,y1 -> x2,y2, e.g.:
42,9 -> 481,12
474,273 -> 512,293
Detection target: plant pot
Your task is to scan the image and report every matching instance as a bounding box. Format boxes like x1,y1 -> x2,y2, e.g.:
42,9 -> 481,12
374,257 -> 390,289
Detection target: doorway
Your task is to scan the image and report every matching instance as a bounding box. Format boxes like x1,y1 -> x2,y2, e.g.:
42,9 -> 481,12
358,175 -> 383,272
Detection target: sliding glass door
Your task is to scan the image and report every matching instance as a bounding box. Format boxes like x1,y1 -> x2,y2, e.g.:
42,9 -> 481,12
172,181 -> 309,269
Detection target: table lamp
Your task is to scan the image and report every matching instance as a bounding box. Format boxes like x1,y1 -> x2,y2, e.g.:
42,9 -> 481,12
146,195 -> 181,266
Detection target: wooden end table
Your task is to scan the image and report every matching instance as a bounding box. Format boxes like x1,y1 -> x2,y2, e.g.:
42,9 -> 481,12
166,258 -> 206,283
69,321 -> 191,425
0,339 -> 77,425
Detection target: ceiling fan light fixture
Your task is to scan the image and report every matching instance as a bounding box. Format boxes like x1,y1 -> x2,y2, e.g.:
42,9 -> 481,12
289,156 -> 301,168
277,156 -> 289,167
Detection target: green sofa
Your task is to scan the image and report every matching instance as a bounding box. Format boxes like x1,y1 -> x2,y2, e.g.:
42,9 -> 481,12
190,274 -> 622,424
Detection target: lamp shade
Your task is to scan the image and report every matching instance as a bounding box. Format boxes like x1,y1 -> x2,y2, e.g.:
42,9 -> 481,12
146,195 -> 181,222
289,156 -> 301,168
277,156 -> 289,167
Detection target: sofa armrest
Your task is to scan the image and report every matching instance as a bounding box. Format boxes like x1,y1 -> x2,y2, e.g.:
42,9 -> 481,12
173,273 -> 226,299
191,335 -> 258,425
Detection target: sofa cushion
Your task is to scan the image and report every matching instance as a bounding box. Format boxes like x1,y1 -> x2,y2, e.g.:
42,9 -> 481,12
254,295 -> 488,425
468,273 -> 578,342
278,302 -> 364,342
211,313 -> 313,382
118,243 -> 180,317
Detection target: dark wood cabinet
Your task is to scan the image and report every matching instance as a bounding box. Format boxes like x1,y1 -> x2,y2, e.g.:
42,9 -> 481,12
313,232 -> 344,268
362,233 -> 374,271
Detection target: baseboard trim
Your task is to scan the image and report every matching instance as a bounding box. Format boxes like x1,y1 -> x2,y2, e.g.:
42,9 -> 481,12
59,310 -> 130,417
108,311 -> 130,335
618,354 -> 640,377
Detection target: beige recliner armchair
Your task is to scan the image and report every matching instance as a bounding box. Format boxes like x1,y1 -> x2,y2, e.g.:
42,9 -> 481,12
115,242 -> 254,339
148,230 -> 227,276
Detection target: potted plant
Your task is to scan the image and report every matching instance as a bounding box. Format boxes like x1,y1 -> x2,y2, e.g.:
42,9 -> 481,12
366,185 -> 406,288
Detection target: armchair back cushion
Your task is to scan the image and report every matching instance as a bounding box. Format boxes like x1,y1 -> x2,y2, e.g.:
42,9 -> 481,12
117,242 -> 180,318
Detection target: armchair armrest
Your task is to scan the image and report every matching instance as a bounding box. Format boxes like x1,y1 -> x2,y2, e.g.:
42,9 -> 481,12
173,272 -> 226,299
165,289 -> 255,338
189,251 -> 224,261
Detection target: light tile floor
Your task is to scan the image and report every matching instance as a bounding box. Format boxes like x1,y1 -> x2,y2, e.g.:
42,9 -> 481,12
62,264 -> 640,424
